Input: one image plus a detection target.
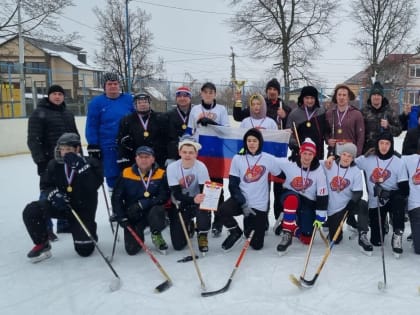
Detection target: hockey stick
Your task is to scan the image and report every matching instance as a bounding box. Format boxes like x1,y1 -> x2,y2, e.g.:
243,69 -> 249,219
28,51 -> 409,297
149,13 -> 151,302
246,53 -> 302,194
289,226 -> 319,288
71,209 -> 121,292
376,202 -> 387,291
126,225 -> 172,293
178,211 -> 206,290
299,211 -> 349,288
201,230 -> 254,297
107,222 -> 119,263
101,184 -> 115,234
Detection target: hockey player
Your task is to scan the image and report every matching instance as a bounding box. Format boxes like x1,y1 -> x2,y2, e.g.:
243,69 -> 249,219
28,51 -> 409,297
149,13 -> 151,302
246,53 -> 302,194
275,138 -> 329,255
355,132 -> 409,257
166,136 -> 210,253
218,128 -> 283,251
112,146 -> 169,255
23,133 -> 103,263
239,94 -> 278,130
323,143 -> 373,255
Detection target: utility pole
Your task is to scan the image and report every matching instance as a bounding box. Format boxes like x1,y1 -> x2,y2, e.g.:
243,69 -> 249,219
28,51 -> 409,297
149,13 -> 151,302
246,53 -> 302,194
230,46 -> 236,80
125,0 -> 132,93
18,0 -> 26,116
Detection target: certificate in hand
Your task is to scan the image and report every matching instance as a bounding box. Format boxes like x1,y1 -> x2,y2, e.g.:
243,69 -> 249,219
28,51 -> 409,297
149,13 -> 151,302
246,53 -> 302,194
200,181 -> 223,211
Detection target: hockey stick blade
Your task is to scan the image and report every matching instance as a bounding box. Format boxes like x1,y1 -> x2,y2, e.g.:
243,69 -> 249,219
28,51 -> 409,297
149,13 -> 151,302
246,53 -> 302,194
300,274 -> 319,287
154,280 -> 172,293
289,274 -> 303,289
201,279 -> 232,297
177,255 -> 199,263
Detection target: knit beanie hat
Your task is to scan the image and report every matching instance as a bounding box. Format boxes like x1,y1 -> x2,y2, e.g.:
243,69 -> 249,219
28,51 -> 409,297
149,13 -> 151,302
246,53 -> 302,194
48,85 -> 65,96
243,128 -> 264,155
298,86 -> 319,107
176,86 -> 192,98
336,142 -> 357,159
300,138 -> 317,155
265,78 -> 281,93
375,132 -> 394,160
369,81 -> 384,97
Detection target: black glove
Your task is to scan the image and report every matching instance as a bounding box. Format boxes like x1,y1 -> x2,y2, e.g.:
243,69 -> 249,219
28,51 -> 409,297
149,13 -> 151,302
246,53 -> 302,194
179,202 -> 198,214
197,117 -> 218,126
87,144 -> 102,161
120,135 -> 134,151
373,183 -> 391,203
63,152 -> 85,170
48,189 -> 71,213
116,157 -> 131,171
126,202 -> 143,222
37,161 -> 48,176
118,217 -> 129,228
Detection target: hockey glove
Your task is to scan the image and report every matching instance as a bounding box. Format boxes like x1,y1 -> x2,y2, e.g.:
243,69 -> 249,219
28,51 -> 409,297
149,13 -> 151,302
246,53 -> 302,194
120,135 -> 134,151
126,202 -> 143,222
87,144 -> 101,161
313,210 -> 327,228
373,183 -> 391,203
197,117 -> 218,126
63,152 -> 85,170
48,189 -> 71,213
118,217 -> 129,228
241,204 -> 256,217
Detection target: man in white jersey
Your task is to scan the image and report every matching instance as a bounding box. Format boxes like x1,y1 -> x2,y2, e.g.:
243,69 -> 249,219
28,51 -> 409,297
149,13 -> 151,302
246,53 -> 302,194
402,139 -> 420,254
166,136 -> 211,254
275,138 -> 329,255
218,128 -> 283,251
186,82 -> 230,238
324,143 -> 372,255
355,132 -> 408,257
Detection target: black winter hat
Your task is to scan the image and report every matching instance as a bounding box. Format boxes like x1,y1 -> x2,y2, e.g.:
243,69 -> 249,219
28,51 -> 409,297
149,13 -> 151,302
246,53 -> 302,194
298,86 -> 319,107
265,78 -> 281,93
375,132 -> 394,160
369,81 -> 384,97
243,128 -> 264,155
48,85 -> 65,96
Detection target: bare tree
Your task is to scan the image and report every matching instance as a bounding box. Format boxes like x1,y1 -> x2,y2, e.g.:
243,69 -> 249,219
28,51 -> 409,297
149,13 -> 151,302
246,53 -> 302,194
94,0 -> 164,92
351,0 -> 417,78
228,0 -> 340,101
0,0 -> 76,41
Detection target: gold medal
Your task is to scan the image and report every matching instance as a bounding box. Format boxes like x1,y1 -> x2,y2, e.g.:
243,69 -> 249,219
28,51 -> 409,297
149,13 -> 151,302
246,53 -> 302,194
67,185 -> 73,193
337,128 -> 343,134
144,191 -> 150,198
378,177 -> 383,183
182,124 -> 187,130
306,121 -> 311,128
144,131 -> 149,137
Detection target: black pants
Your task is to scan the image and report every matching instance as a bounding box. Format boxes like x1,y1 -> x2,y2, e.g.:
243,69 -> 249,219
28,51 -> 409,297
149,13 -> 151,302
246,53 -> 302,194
123,205 -> 166,255
409,207 -> 420,254
369,193 -> 406,246
211,177 -> 224,225
327,200 -> 369,243
22,200 -> 97,257
219,198 -> 267,250
167,203 -> 211,251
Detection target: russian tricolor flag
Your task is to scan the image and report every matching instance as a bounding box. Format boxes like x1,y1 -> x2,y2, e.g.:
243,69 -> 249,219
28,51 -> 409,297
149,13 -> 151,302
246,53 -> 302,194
197,125 -> 290,178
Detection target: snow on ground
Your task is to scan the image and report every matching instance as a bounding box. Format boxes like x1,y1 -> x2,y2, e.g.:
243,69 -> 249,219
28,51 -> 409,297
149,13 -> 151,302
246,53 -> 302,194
1,136 -> 420,315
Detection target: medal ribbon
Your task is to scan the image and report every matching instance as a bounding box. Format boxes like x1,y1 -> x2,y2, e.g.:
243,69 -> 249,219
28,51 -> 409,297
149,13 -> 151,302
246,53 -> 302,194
375,156 -> 394,182
245,154 -> 263,177
139,168 -> 153,192
336,107 -> 348,130
336,163 -> 349,191
138,114 -> 150,132
180,165 -> 190,188
176,107 -> 188,125
64,164 -> 75,188
304,106 -> 317,123
250,117 -> 266,129
300,166 -> 311,191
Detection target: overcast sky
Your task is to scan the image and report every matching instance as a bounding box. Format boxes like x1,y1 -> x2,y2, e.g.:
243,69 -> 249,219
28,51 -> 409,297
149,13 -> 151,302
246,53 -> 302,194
60,0 -> 420,89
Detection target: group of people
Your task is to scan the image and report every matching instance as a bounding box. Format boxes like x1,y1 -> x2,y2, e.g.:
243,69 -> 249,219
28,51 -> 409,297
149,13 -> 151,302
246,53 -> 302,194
23,74 -> 420,265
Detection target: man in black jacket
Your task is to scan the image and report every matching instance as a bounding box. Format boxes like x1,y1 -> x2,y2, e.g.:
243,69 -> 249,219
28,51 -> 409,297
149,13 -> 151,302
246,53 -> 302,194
27,85 -> 80,238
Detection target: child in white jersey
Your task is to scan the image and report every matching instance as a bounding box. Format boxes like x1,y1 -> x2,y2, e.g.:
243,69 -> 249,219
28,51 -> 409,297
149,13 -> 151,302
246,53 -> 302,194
275,138 -> 329,255
355,132 -> 408,257
218,128 -> 283,251
240,94 -> 278,130
324,143 -> 372,255
166,136 -> 211,253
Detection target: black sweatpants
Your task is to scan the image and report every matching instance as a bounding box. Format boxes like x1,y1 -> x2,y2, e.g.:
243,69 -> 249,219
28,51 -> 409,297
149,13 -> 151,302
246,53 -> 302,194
409,207 -> 420,254
23,200 -> 97,257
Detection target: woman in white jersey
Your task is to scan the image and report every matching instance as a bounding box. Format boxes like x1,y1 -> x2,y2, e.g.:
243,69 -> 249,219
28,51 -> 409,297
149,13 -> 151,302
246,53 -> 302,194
240,94 -> 278,130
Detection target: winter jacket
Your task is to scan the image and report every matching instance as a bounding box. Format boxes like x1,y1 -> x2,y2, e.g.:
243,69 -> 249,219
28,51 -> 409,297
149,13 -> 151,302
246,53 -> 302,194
116,110 -> 168,169
233,97 -> 291,129
325,105 -> 365,156
164,105 -> 191,160
111,163 -> 170,220
85,93 -> 133,149
361,98 -> 402,153
402,125 -> 420,155
27,97 -> 79,170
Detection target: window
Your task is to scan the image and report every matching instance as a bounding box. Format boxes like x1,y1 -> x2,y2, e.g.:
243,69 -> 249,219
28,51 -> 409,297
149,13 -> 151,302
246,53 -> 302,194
408,91 -> 420,104
409,65 -> 420,78
0,61 -> 19,74
25,62 -> 47,74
